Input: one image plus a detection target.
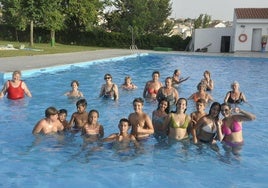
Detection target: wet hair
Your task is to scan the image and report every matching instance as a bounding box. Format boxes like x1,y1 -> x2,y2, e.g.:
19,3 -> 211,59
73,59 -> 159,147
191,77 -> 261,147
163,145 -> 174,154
152,71 -> 160,77
231,81 -> 239,88
157,98 -> 170,114
173,69 -> 180,75
119,118 -> 130,126
71,80 -> 79,87
133,97 -> 144,105
89,109 -> 99,118
45,107 -> 58,118
196,98 -> 206,106
12,70 -> 22,76
197,82 -> 207,91
124,76 -> 132,83
104,73 -> 112,79
221,102 -> 231,110
208,102 -> 221,119
204,70 -> 211,77
58,109 -> 67,115
76,98 -> 87,107
165,77 -> 172,82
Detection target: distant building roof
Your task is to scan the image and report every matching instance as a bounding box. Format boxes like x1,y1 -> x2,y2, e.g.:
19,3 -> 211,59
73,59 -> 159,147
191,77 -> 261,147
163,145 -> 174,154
235,8 -> 268,19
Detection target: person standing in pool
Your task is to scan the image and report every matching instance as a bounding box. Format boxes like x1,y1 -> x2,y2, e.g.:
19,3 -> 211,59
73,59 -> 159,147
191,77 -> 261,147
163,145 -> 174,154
152,98 -> 170,140
200,70 -> 214,91
32,107 -> 64,134
99,73 -> 119,100
58,109 -> 70,131
128,98 -> 154,140
81,109 -> 104,143
64,80 -> 84,98
0,70 -> 32,100
219,103 -> 256,155
171,69 -> 190,87
162,98 -> 191,141
224,81 -> 247,105
121,76 -> 137,90
192,102 -> 222,146
68,98 -> 88,131
156,77 -> 179,111
103,118 -> 139,149
143,71 -> 162,101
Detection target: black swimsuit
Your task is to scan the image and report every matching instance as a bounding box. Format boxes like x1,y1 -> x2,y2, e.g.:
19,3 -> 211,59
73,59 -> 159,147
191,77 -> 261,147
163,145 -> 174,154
227,91 -> 243,104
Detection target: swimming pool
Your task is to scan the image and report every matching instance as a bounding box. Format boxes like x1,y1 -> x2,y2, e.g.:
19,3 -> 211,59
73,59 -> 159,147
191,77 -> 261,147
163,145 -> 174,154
0,53 -> 268,187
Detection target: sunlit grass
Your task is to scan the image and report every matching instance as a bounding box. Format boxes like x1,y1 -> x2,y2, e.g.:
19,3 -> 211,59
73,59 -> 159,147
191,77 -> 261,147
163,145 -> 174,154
0,41 -> 107,57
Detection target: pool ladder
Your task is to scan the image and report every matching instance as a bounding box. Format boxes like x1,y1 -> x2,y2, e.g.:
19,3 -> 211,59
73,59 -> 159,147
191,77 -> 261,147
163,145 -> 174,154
130,44 -> 139,54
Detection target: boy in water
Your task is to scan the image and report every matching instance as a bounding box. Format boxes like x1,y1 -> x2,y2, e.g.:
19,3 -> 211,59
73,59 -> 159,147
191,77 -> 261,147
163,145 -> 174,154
189,99 -> 207,142
128,98 -> 154,140
32,107 -> 64,134
103,118 -> 139,149
68,99 -> 88,131
58,109 -> 70,131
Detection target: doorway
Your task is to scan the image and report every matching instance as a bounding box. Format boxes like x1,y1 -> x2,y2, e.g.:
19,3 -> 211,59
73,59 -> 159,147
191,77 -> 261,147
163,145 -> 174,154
220,36 -> 230,52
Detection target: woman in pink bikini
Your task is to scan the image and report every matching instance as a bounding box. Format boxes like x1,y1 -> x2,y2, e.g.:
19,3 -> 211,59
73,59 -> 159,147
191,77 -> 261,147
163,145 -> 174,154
0,70 -> 32,100
219,103 -> 256,155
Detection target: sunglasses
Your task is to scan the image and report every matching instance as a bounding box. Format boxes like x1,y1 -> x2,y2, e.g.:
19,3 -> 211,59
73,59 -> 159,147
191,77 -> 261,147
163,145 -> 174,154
104,77 -> 111,80
221,108 -> 229,112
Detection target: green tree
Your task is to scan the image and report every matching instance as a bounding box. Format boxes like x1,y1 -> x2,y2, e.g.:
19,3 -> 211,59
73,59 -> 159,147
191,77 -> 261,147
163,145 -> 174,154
61,0 -> 103,32
105,0 -> 172,35
39,0 -> 65,47
1,0 -> 27,41
194,14 -> 211,29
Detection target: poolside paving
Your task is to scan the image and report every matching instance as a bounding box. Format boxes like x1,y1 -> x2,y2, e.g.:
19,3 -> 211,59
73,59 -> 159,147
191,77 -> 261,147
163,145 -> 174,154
0,48 -> 267,74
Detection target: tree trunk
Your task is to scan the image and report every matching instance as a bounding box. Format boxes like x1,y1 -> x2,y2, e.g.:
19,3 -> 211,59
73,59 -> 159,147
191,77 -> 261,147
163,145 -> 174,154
30,20 -> 34,47
51,30 -> 55,47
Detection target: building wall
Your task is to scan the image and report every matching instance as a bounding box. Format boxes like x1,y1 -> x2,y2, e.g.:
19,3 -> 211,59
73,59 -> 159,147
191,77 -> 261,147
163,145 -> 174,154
194,27 -> 233,53
233,19 -> 268,52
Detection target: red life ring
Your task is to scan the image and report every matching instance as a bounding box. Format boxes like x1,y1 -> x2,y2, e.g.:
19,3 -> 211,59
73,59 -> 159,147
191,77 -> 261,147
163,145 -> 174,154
238,34 -> 247,42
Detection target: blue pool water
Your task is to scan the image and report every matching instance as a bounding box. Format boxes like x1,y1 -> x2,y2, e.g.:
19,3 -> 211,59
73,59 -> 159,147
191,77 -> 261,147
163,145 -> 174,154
0,53 -> 268,187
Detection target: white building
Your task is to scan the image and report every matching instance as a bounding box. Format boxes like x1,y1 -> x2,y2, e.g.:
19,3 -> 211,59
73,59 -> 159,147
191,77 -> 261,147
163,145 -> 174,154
193,8 -> 268,53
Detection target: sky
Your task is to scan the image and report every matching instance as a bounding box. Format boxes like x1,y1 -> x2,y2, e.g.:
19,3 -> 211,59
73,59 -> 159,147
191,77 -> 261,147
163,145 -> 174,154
170,0 -> 268,21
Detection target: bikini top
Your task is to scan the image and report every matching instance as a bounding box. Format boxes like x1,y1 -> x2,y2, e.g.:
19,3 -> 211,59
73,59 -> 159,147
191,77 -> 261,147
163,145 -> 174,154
169,113 -> 190,129
84,124 -> 100,135
221,120 -> 242,136
202,123 -> 216,134
148,88 -> 158,95
227,91 -> 243,104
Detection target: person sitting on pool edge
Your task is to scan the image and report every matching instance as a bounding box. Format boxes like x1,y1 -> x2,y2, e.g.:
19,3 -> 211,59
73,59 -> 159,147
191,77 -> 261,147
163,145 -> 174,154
32,107 -> 64,135
0,70 -> 32,100
128,97 -> 154,140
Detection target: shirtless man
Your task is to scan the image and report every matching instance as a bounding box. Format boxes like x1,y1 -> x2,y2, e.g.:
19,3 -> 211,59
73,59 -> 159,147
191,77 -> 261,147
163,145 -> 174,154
32,107 -> 64,134
68,99 -> 88,131
128,98 -> 154,140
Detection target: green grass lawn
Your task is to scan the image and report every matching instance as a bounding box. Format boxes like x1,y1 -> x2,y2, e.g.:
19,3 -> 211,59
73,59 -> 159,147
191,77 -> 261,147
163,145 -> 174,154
0,41 -> 106,58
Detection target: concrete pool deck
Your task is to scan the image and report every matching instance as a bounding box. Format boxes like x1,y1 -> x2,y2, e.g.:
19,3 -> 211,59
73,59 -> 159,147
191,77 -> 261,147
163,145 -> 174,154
0,49 -> 267,73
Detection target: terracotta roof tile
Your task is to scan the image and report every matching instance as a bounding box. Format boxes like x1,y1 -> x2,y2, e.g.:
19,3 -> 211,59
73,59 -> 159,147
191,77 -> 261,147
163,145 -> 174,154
235,8 -> 268,19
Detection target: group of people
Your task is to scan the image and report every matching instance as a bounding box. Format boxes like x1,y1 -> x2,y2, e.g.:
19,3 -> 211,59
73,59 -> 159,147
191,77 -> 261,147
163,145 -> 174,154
0,69 -> 256,155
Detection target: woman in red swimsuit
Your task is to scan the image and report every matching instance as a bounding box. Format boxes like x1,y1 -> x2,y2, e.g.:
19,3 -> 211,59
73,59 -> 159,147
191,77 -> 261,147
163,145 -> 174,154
0,70 -> 32,100
219,103 -> 256,155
